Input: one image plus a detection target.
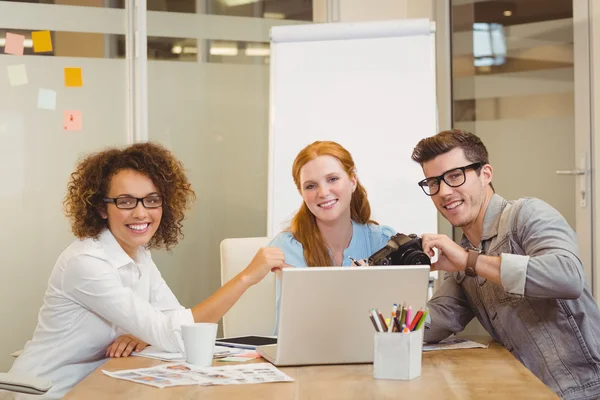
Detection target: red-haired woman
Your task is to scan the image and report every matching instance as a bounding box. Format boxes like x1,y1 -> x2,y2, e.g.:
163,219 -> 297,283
269,141 -> 395,331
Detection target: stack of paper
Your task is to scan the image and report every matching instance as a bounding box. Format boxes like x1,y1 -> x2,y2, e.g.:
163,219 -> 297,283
422,338 -> 488,352
131,345 -> 235,362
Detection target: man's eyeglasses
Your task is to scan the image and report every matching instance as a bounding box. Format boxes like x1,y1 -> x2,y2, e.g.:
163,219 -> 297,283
103,196 -> 163,209
417,162 -> 483,196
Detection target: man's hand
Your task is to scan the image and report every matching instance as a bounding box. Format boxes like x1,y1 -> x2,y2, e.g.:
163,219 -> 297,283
421,233 -> 468,273
105,334 -> 149,358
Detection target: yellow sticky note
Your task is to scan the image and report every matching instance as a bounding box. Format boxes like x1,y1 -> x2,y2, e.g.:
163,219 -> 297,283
64,67 -> 83,87
32,30 -> 53,53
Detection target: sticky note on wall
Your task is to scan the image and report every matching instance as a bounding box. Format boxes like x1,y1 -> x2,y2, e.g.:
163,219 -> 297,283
6,65 -> 28,86
38,89 -> 57,110
63,110 -> 82,131
64,68 -> 83,87
4,33 -> 25,56
32,30 -> 53,53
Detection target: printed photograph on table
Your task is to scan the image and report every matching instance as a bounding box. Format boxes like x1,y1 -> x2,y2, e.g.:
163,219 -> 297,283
103,362 -> 294,388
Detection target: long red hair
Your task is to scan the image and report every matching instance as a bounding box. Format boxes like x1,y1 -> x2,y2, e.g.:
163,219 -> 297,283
289,141 -> 376,267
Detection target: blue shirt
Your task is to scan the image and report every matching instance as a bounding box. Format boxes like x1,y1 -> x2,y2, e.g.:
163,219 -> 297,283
269,221 -> 396,334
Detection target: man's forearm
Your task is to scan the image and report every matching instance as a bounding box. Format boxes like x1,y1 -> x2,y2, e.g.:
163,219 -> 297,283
475,255 -> 501,285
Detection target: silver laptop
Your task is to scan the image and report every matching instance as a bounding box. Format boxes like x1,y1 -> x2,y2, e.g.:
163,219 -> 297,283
257,265 -> 429,366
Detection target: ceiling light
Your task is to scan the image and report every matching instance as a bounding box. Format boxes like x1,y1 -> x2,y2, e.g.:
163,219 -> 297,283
221,0 -> 255,6
245,48 -> 270,56
183,46 -> 197,54
245,43 -> 270,56
210,45 -> 238,56
263,12 -> 285,19
503,10 -> 512,17
0,38 -> 33,48
171,45 -> 182,54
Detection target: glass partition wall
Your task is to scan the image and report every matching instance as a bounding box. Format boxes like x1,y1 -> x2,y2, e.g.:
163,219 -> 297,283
450,0 -> 593,287
145,0 -> 311,318
0,1 -> 311,369
0,1 -> 130,371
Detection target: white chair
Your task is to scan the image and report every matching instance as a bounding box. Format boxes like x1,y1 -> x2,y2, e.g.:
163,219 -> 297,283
220,237 -> 276,337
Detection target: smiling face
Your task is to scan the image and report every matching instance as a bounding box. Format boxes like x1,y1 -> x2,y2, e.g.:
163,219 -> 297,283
299,155 -> 357,225
100,169 -> 163,259
422,147 -> 493,230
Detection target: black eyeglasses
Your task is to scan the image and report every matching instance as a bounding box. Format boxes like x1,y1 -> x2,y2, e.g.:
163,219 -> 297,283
417,162 -> 483,196
103,196 -> 163,209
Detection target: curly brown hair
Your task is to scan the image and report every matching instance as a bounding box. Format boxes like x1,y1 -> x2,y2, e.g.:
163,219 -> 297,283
64,142 -> 195,251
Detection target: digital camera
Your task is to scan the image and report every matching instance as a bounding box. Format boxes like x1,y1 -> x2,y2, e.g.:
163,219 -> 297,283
368,233 -> 430,266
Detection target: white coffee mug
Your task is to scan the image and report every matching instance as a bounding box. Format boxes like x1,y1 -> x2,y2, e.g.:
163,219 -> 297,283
169,322 -> 218,367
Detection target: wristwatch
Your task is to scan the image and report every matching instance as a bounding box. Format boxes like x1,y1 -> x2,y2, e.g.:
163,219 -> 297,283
465,249 -> 480,277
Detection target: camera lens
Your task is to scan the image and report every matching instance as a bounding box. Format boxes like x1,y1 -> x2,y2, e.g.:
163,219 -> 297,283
402,250 -> 431,266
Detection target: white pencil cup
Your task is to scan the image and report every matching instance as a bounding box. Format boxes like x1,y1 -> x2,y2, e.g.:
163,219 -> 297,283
373,330 -> 423,380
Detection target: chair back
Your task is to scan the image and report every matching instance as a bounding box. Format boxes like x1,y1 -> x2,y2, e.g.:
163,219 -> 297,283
220,237 -> 275,337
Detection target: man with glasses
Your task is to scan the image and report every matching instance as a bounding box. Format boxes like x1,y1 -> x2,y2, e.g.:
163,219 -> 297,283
412,129 -> 600,400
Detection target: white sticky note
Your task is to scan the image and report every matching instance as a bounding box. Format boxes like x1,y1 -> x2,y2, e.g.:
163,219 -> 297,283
6,64 -> 28,86
37,89 -> 57,110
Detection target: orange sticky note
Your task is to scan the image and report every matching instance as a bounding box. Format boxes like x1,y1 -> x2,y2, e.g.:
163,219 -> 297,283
63,110 -> 82,131
32,30 -> 53,53
64,67 -> 83,87
4,33 -> 25,55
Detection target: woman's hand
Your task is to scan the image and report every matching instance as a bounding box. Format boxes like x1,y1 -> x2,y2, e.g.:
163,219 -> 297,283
105,334 -> 149,358
241,247 -> 286,286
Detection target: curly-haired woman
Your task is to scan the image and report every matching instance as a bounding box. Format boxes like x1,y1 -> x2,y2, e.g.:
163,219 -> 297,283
8,142 -> 284,398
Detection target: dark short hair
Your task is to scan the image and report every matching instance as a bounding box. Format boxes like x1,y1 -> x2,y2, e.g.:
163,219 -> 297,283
412,129 -> 494,192
411,129 -> 490,165
63,142 -> 195,251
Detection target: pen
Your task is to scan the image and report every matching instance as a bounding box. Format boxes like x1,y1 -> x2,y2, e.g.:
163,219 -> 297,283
369,312 -> 379,332
389,304 -> 397,333
408,309 -> 424,331
401,323 -> 410,333
370,308 -> 383,332
348,257 -> 361,266
399,303 -> 407,329
414,308 -> 428,331
377,310 -> 388,332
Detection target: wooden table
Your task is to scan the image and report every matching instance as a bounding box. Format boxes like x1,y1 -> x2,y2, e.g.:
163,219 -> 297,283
65,339 -> 558,399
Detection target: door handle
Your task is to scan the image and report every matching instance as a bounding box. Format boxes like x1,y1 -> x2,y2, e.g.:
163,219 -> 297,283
556,170 -> 585,176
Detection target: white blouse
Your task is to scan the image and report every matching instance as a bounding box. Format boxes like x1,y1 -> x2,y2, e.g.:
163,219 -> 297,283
7,229 -> 194,399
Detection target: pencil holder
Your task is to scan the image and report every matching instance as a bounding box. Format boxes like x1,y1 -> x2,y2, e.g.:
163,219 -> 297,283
373,329 -> 423,380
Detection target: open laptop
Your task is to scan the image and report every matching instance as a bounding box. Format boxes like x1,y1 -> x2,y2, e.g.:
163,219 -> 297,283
256,265 -> 429,366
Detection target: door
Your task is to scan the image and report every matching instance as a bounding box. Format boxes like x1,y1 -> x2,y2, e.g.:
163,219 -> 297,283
448,0 -> 594,295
